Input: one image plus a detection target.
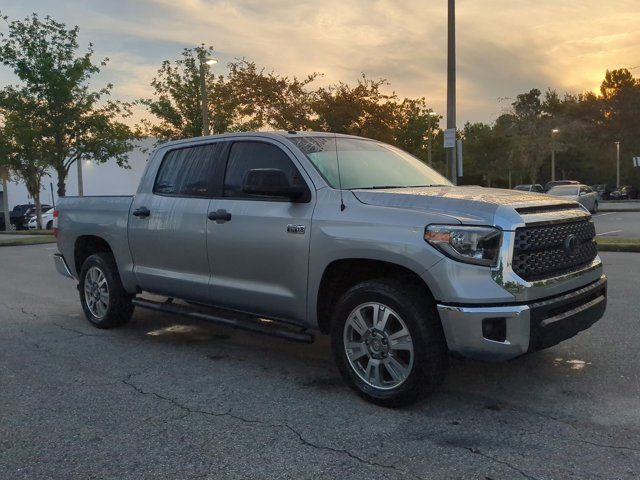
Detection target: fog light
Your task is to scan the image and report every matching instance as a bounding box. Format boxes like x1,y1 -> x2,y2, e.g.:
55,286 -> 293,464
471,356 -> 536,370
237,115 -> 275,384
482,318 -> 507,342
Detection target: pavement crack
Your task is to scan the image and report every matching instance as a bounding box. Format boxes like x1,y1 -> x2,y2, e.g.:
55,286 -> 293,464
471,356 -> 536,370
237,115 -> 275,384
121,373 -> 423,479
52,322 -> 104,338
466,447 -> 540,480
570,438 -> 640,453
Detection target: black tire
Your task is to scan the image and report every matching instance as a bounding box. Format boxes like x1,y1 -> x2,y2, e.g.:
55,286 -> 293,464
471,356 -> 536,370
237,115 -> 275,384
79,253 -> 134,329
591,201 -> 598,214
330,278 -> 448,407
46,220 -> 53,230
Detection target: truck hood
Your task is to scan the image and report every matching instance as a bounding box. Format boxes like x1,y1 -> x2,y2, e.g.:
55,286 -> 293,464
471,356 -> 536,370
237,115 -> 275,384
352,185 -> 581,227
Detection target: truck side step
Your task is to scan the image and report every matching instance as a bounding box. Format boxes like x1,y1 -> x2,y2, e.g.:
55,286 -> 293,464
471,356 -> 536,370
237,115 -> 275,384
132,297 -> 315,344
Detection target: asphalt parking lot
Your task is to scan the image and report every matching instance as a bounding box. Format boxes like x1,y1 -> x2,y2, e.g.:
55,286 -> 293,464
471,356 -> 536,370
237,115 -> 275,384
1,244 -> 639,480
593,211 -> 640,238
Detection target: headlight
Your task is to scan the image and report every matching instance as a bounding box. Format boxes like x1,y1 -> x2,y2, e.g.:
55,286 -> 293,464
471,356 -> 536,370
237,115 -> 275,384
424,225 -> 502,266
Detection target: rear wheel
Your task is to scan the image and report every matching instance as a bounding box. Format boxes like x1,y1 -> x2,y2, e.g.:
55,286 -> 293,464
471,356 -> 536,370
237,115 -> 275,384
79,253 -> 134,328
46,220 -> 53,230
330,278 -> 448,407
591,201 -> 598,214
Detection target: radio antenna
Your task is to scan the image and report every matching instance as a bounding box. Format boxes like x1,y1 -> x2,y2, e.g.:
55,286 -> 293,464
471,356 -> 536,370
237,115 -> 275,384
334,133 -> 346,211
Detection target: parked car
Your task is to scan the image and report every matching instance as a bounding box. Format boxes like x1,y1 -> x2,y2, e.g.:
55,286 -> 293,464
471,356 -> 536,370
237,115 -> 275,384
514,184 -> 544,193
547,184 -> 599,213
10,203 -> 53,230
54,132 -> 607,406
609,185 -> 638,200
28,208 -> 56,230
591,184 -> 611,201
544,180 -> 579,192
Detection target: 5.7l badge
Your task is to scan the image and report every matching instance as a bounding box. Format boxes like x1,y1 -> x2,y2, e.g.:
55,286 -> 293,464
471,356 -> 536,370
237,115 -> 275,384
287,224 -> 306,235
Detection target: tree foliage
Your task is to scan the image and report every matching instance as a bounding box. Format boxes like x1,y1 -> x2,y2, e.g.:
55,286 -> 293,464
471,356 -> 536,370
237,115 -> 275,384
0,12 -> 137,197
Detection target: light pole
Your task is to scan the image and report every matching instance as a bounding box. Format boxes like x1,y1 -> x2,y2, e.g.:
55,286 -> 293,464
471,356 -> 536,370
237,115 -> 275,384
77,158 -> 84,196
615,141 -> 621,188
427,111 -> 439,167
551,128 -> 559,181
198,53 -> 218,137
446,0 -> 457,184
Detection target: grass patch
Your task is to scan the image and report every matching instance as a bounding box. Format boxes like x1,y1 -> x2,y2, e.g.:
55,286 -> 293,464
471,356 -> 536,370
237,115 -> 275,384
596,237 -> 640,253
0,235 -> 56,247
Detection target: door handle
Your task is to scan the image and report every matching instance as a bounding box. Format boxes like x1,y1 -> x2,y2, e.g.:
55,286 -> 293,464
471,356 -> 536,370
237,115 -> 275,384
132,207 -> 151,218
208,209 -> 232,223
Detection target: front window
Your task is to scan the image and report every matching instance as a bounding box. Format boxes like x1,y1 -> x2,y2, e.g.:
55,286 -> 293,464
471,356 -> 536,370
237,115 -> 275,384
289,136 -> 451,190
548,186 -> 579,196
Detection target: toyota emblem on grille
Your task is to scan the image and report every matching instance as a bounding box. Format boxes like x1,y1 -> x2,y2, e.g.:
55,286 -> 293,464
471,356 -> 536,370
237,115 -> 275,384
563,234 -> 580,256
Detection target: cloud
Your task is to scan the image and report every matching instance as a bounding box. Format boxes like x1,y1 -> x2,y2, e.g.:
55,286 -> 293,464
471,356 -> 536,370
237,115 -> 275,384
0,0 -> 638,125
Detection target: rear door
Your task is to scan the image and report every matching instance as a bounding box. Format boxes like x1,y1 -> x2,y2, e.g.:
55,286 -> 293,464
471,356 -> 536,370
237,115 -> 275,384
206,139 -> 315,322
128,142 -> 225,302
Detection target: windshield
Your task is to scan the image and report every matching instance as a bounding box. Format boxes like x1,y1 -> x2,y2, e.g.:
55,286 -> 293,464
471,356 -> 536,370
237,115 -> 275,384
548,186 -> 578,196
289,136 -> 451,190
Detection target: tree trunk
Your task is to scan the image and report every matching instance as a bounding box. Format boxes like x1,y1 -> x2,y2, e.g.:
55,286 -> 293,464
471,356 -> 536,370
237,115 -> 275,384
56,166 -> 67,197
1,176 -> 11,231
34,191 -> 43,230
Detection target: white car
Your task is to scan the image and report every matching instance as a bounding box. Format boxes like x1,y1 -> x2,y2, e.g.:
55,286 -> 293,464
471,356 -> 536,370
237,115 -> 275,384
547,184 -> 599,213
28,208 -> 55,230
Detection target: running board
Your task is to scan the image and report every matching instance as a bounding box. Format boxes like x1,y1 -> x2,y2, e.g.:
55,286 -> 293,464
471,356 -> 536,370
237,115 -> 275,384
132,298 -> 314,344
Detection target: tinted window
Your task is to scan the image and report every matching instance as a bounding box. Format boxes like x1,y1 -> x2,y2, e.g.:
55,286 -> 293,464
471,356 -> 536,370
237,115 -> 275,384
154,144 -> 223,197
548,186 -> 579,196
224,142 -> 306,198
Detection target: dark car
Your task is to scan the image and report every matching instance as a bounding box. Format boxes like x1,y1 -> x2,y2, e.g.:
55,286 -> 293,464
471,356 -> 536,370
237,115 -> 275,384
609,185 -> 638,200
544,180 -> 579,192
514,184 -> 545,193
8,204 -> 53,230
592,184 -> 612,200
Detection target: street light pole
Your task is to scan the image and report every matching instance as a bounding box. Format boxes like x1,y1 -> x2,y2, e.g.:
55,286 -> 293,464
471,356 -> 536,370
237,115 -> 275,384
551,128 -> 559,182
427,112 -> 438,167
77,158 -> 84,196
615,141 -> 621,188
198,52 -> 218,137
446,0 -> 457,184
199,56 -> 209,137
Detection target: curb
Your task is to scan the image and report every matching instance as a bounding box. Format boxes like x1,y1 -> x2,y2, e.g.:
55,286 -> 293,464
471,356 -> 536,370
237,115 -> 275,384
0,237 -> 56,247
598,209 -> 640,213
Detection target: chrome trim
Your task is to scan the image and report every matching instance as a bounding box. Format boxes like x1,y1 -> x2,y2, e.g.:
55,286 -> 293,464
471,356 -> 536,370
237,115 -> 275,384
53,253 -> 74,279
437,304 -> 530,361
491,228 -> 603,302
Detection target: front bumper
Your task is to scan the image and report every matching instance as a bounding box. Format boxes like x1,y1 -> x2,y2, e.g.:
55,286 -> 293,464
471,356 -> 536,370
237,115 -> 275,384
437,275 -> 607,361
53,253 -> 75,279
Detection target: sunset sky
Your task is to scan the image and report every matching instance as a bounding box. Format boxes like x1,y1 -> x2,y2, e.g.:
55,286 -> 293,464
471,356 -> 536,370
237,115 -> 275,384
1,0 -> 638,125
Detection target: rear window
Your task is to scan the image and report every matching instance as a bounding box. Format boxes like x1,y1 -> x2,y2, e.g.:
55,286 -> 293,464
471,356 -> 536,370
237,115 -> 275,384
548,186 -> 578,196
154,143 -> 224,197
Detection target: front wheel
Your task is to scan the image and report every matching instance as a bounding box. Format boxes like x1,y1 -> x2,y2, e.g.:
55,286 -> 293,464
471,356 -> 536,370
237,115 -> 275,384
330,278 -> 448,407
591,201 -> 598,214
79,253 -> 134,329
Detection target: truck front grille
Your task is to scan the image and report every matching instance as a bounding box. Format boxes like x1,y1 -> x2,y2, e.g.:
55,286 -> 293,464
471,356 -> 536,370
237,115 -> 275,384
512,219 -> 597,281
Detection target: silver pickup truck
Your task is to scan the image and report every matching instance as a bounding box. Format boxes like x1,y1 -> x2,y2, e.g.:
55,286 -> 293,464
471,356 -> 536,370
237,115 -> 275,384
54,132 -> 607,406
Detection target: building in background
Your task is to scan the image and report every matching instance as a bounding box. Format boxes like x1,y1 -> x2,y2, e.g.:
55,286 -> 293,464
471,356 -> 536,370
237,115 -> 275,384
2,138 -> 155,208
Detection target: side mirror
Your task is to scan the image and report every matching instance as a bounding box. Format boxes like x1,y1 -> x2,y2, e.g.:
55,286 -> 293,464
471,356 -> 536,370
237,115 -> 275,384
242,168 -> 307,201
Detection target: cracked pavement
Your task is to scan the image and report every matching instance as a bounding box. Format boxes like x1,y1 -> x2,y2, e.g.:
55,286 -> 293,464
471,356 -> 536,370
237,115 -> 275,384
1,244 -> 639,479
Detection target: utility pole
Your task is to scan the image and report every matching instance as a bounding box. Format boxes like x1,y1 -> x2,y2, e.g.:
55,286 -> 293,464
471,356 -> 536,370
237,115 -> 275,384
77,159 -> 84,196
446,0 -> 457,184
615,141 -> 621,188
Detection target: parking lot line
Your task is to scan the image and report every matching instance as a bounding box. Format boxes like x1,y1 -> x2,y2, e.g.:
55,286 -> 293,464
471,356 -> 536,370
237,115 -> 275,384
596,230 -> 623,236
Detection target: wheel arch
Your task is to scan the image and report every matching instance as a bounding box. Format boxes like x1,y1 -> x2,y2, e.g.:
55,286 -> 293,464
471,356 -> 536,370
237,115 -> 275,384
74,235 -> 115,275
315,258 -> 436,334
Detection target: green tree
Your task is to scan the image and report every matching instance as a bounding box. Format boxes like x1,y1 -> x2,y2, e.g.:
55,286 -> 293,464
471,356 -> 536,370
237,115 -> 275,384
0,88 -> 49,228
0,13 -> 137,197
